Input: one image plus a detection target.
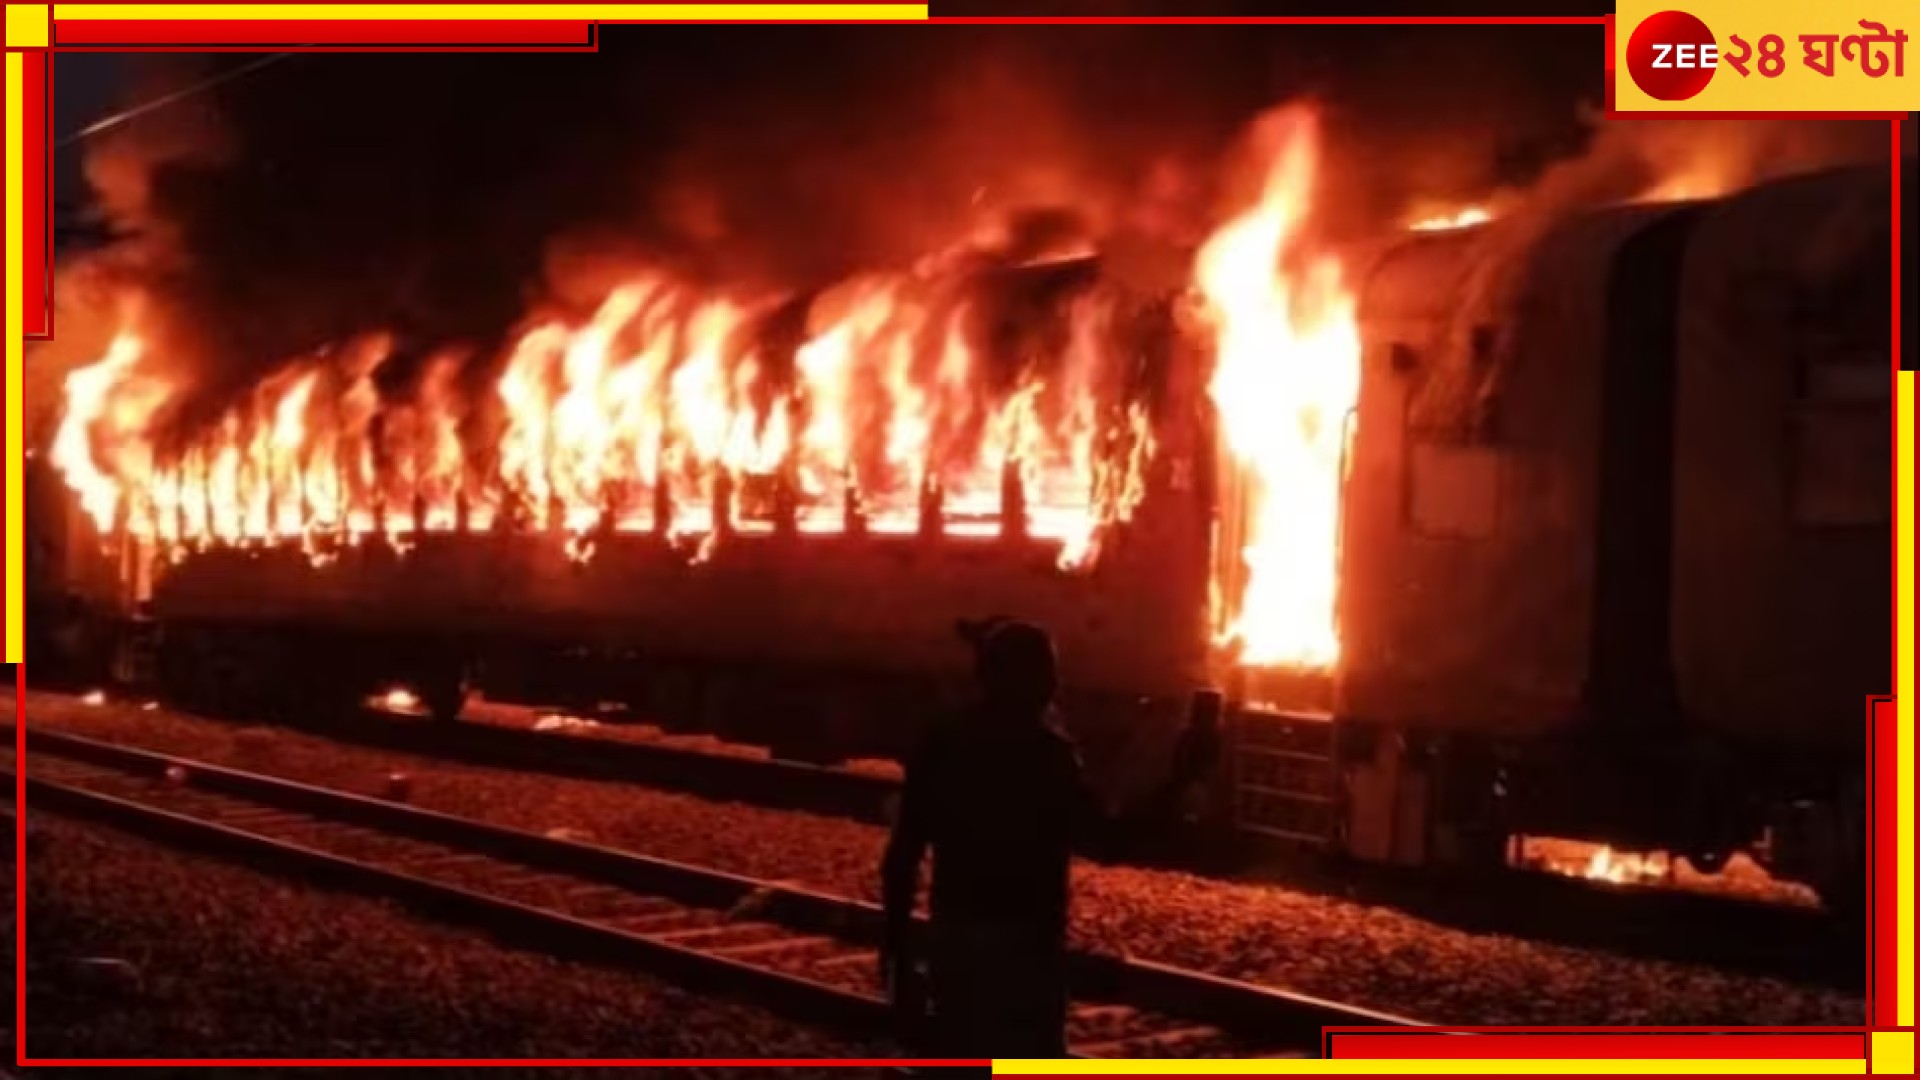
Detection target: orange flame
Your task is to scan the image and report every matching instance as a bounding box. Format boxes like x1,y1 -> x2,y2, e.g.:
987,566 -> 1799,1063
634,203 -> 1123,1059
1637,166 -> 1725,205
1195,108 -> 1360,669
1408,206 -> 1493,232
1582,844 -> 1668,885
51,261 -> 1155,570
378,686 -> 422,712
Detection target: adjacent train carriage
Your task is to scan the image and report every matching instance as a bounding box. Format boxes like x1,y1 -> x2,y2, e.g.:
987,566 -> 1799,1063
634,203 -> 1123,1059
1670,164 -> 1888,901
1331,163 -> 1891,903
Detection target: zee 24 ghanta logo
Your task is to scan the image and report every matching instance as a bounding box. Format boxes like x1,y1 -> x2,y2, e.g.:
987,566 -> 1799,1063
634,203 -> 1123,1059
1626,9 -> 1908,101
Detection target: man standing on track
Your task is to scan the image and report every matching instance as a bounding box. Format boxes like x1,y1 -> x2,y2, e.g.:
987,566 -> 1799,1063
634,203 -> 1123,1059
880,617 -> 1094,1060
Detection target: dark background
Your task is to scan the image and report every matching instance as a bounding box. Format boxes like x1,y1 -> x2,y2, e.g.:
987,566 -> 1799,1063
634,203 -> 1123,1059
53,24 -> 1604,364
46,21 -> 1892,417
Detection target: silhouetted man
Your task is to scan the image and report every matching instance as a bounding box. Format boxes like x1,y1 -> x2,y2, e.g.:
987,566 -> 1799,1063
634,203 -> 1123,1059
880,617 -> 1093,1059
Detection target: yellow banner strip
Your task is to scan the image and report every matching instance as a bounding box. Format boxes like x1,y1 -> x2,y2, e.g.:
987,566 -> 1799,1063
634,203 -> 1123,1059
1900,362 -> 1915,1027
5,52 -> 21,665
991,1061 -> 1865,1075
54,4 -> 927,20
21,0 -> 1916,1040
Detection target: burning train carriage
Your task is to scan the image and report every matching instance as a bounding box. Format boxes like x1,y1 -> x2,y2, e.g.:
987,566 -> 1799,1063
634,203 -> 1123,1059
34,133 -> 1893,902
47,251 -> 1223,778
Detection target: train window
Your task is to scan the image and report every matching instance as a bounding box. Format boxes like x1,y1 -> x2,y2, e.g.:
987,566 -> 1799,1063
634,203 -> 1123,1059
1785,267 -> 1890,527
1405,443 -> 1501,539
1401,323 -> 1502,449
1790,357 -> 1889,528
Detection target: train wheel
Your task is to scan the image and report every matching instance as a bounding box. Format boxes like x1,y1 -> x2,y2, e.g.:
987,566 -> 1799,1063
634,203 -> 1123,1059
1679,748 -> 1749,879
421,665 -> 470,724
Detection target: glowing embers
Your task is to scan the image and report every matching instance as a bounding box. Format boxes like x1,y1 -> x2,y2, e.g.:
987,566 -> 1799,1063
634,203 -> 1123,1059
1195,107 -> 1360,670
1580,844 -> 1669,886
1408,206 -> 1493,232
1522,837 -> 1676,887
369,685 -> 425,716
1515,837 -> 1821,905
52,262 -> 1156,571
533,712 -> 601,734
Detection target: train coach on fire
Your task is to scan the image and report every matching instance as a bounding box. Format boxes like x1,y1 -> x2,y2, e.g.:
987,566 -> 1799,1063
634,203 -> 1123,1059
28,153 -> 1895,910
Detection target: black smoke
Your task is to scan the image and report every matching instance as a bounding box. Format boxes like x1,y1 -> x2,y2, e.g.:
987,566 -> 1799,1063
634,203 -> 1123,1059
60,23 -> 1877,415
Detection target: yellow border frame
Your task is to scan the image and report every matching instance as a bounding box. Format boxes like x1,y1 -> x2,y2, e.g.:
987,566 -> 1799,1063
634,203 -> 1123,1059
5,36 -> 24,661
3,5 -> 1911,1074
52,4 -> 929,20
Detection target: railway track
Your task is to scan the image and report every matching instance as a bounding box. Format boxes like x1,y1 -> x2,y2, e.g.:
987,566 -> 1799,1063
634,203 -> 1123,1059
15,687 -> 1855,993
6,723 -> 1419,1058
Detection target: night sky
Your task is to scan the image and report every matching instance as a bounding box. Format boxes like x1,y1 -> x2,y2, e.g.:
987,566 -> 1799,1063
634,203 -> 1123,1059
53,53 -> 126,206
56,24 -> 1602,334
46,22 -> 1885,412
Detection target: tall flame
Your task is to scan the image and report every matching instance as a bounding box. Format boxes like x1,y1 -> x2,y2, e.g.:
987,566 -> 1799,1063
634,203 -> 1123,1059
1195,108 -> 1360,669
51,107 -> 1370,662
50,260 -> 1155,571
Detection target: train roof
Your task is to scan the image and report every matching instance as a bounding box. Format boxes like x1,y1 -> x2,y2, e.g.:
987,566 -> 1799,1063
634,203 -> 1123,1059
1683,160 -> 1899,294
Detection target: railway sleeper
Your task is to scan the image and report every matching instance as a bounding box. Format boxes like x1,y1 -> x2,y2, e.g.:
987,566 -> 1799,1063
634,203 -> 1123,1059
607,908 -> 721,936
579,895 -> 685,923
1074,1025 -> 1226,1058
14,728 -> 1423,1054
550,883 -> 658,919
713,935 -> 845,964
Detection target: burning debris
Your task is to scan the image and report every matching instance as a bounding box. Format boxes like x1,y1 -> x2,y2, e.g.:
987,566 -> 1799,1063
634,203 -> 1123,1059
51,249 -> 1161,575
1518,838 -> 1823,906
1521,838 -> 1676,888
1581,845 -> 1669,887
1195,108 -> 1359,668
1408,206 -> 1493,233
372,686 -> 424,715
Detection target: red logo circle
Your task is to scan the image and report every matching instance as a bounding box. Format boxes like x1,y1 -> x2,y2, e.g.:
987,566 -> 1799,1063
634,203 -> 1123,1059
1626,11 -> 1718,101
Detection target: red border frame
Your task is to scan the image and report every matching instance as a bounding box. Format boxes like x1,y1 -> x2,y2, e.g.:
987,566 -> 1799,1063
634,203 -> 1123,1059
18,45 -> 49,341
1877,694 -> 1900,1029
6,9 -> 1908,1070
1324,1031 -> 1869,1059
54,20 -> 598,47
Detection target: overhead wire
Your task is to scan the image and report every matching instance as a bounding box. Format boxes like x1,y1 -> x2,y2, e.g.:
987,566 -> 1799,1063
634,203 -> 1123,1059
56,52 -> 304,149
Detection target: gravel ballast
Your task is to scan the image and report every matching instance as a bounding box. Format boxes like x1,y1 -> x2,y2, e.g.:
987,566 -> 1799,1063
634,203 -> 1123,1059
14,810 -> 899,1066
14,688 -> 1867,1027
